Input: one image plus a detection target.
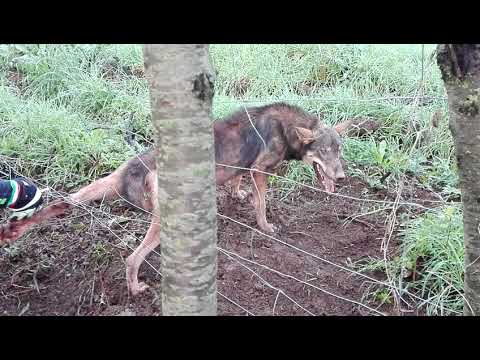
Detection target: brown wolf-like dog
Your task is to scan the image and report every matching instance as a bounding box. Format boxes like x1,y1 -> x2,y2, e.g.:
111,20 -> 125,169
0,102 -> 354,295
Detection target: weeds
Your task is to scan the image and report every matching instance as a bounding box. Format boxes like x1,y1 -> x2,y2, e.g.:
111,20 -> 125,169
358,205 -> 463,315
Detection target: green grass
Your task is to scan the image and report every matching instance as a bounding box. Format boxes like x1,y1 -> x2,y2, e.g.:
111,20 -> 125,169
0,44 -> 462,314
0,85 -> 137,189
358,205 -> 464,315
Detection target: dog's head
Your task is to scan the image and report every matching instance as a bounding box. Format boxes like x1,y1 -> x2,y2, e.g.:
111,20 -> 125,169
295,121 -> 350,193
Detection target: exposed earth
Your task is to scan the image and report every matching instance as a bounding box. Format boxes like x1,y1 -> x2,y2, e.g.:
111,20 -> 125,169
0,174 -> 437,316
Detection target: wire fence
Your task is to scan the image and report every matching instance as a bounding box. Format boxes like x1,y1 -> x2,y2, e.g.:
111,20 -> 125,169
0,149 -> 465,315
215,95 -> 448,106
0,44 -> 465,316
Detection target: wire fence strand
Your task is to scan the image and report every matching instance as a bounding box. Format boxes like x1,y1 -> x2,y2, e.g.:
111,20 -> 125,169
1,148 -> 463,315
218,246 -> 386,316
217,212 -> 463,315
215,95 -> 447,106
0,45 -> 463,316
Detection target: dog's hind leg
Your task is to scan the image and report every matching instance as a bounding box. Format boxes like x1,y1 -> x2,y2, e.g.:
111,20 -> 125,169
68,166 -> 126,205
0,167 -> 125,245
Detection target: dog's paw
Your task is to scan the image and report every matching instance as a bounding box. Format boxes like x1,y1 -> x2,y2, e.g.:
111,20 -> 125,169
235,189 -> 249,200
260,222 -> 278,234
0,222 -> 24,245
129,282 -> 150,296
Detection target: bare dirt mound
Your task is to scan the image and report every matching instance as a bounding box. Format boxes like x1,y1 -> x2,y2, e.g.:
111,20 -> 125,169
0,176 -> 435,316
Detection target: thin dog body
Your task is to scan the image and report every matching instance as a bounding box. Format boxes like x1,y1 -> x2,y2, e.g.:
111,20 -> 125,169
0,102 -> 352,295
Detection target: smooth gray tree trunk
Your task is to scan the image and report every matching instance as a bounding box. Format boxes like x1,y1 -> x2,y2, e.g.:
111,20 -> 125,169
143,44 -> 217,316
437,44 -> 480,315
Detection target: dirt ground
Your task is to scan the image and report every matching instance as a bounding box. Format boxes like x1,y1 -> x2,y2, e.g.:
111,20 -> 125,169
0,175 -> 437,316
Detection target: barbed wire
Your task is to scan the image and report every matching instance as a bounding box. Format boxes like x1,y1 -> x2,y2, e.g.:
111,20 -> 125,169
0,158 -> 395,315
0,45 -> 463,316
219,247 -> 317,316
1,154 -> 445,212
1,142 -> 462,315
218,246 -> 386,316
217,213 -> 463,315
214,95 -> 447,106
215,163 -> 445,210
1,175 -> 391,315
217,291 -> 255,316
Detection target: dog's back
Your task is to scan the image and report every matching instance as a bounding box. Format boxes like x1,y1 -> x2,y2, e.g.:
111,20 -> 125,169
213,102 -> 320,181
77,103 -> 319,211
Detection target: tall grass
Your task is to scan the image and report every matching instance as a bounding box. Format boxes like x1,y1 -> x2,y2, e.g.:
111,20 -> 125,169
359,205 -> 464,315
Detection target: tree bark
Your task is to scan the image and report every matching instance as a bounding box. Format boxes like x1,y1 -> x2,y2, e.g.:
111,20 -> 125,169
437,44 -> 480,315
143,44 -> 217,316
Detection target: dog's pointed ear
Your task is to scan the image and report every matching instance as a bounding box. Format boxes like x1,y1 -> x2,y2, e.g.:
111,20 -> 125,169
294,127 -> 315,144
334,120 -> 352,135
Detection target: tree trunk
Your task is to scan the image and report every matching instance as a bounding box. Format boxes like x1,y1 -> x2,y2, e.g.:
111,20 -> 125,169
143,44 -> 217,316
437,44 -> 480,315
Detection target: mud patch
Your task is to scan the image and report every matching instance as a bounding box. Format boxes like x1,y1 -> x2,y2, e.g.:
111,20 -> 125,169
0,176 -> 436,316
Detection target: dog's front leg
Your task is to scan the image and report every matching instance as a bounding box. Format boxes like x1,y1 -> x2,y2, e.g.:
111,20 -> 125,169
229,174 -> 250,200
249,144 -> 286,233
126,216 -> 160,296
250,171 -> 276,233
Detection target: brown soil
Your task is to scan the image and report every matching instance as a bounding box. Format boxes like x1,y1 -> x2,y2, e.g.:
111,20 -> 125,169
0,176 -> 437,316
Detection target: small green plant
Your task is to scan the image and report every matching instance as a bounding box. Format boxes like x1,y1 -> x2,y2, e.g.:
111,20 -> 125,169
374,288 -> 393,305
1,243 -> 22,260
92,242 -> 112,263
